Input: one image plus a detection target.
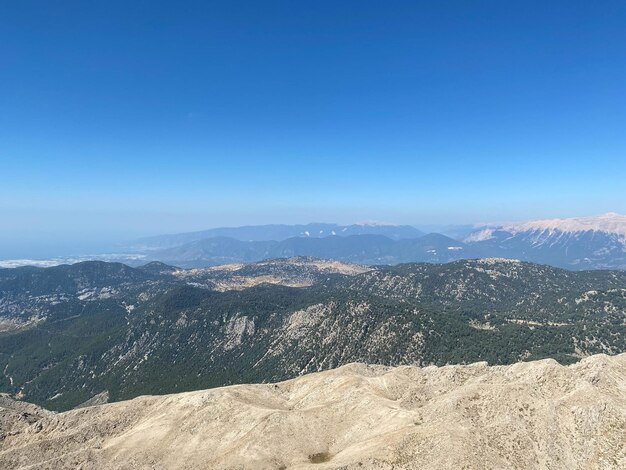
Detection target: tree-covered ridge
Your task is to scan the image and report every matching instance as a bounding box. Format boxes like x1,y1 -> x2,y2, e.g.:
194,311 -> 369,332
0,258 -> 624,411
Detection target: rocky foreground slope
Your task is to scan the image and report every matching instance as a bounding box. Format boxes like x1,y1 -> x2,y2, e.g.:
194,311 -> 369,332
1,354 -> 625,469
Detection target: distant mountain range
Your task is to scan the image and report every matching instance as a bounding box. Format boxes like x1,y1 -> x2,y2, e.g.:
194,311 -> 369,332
464,212 -> 626,270
2,214 -> 625,271
134,222 -> 424,248
131,213 -> 626,270
150,233 -> 466,267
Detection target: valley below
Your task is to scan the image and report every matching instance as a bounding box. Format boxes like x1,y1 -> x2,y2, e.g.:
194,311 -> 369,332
1,257 -> 625,411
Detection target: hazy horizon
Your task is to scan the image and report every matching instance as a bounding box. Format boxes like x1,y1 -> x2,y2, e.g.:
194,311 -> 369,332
2,2 -> 625,258
2,212 -> 625,261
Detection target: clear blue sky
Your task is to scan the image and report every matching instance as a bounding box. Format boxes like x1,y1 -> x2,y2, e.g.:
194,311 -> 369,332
1,1 -> 625,256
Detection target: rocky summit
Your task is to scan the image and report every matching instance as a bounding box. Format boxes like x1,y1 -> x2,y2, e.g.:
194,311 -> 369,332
0,353 -> 624,469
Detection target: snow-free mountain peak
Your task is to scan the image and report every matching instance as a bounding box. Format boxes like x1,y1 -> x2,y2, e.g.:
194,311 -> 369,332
467,213 -> 626,241
504,212 -> 626,237
463,212 -> 626,270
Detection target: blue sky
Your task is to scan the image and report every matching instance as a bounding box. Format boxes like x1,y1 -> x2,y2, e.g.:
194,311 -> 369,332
1,1 -> 625,256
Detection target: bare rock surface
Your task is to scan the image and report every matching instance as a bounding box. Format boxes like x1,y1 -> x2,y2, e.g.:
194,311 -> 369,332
0,354 -> 625,469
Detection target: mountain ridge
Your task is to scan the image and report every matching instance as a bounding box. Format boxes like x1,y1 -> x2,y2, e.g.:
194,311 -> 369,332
465,213 -> 626,270
149,233 -> 472,268
129,213 -> 626,270
4,213 -> 626,271
135,222 -> 424,249
1,257 -> 624,411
